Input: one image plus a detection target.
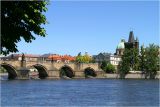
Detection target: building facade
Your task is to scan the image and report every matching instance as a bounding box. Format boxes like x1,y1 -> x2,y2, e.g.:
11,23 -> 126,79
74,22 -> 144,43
93,53 -> 121,70
109,55 -> 121,67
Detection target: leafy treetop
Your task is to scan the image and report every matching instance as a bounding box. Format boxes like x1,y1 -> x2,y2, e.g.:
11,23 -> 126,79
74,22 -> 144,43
1,1 -> 49,55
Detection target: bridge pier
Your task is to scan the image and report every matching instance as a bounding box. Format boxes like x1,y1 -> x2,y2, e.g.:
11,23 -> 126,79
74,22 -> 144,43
74,71 -> 85,78
17,68 -> 30,79
47,70 -> 60,79
16,54 -> 30,79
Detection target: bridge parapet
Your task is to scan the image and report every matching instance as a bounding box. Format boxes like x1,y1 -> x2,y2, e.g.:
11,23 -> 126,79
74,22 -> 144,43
0,60 -> 21,69
77,63 -> 100,71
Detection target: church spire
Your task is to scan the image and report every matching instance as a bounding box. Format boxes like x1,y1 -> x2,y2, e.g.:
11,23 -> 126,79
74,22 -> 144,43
128,31 -> 135,43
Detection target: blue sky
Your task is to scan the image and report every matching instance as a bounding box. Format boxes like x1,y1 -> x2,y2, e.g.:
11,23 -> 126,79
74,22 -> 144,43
17,1 -> 159,56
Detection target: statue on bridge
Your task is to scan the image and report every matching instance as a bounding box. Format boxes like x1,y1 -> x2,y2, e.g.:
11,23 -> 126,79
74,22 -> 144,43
21,53 -> 26,67
20,53 -> 30,79
22,53 -> 25,61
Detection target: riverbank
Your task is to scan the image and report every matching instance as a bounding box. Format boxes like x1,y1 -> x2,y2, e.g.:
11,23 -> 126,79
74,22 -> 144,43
72,73 -> 160,79
1,72 -> 160,80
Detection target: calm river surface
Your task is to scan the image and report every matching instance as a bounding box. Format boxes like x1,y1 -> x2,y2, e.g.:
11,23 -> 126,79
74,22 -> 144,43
1,79 -> 159,106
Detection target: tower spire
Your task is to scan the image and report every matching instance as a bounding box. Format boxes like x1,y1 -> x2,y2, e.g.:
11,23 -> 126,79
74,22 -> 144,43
128,31 -> 135,43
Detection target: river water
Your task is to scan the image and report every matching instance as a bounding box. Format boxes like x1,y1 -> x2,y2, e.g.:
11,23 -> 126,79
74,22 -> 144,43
1,78 -> 159,106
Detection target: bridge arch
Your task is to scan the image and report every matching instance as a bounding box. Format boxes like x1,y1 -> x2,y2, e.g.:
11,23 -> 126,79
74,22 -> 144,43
84,67 -> 97,77
29,64 -> 48,79
59,65 -> 75,78
1,63 -> 18,79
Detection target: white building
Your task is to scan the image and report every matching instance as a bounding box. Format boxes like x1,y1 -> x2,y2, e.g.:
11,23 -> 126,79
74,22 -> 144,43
109,55 -> 121,66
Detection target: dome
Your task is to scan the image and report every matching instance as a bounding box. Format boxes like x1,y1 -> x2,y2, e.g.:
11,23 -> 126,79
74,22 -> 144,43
117,40 -> 125,49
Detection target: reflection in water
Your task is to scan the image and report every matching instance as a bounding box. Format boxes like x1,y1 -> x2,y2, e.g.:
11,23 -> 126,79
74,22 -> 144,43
1,79 -> 159,106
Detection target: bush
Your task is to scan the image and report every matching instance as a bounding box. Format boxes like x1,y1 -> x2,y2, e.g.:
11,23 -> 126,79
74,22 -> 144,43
101,61 -> 115,73
100,60 -> 108,70
105,63 -> 116,73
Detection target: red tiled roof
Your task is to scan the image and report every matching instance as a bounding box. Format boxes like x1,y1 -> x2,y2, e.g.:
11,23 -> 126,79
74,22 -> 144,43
48,54 -> 75,61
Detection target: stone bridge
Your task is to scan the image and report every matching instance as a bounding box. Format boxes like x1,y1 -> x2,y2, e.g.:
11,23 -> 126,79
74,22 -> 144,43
0,60 -> 103,79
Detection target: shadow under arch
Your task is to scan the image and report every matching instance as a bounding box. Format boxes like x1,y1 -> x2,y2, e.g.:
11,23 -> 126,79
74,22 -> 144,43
31,64 -> 48,79
1,63 -> 18,79
84,67 -> 97,78
59,65 -> 75,78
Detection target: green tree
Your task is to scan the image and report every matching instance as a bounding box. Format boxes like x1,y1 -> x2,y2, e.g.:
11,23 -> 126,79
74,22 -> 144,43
144,44 -> 159,79
76,52 -> 92,63
76,52 -> 83,63
127,48 -> 140,71
100,61 -> 115,73
132,48 -> 139,70
83,52 -> 92,63
1,1 -> 49,55
139,45 -> 146,72
118,47 -> 140,79
105,63 -> 115,73
100,60 -> 108,70
90,58 -> 96,63
118,49 -> 131,79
